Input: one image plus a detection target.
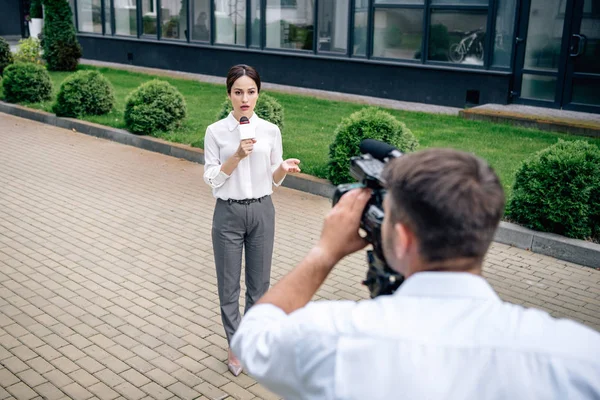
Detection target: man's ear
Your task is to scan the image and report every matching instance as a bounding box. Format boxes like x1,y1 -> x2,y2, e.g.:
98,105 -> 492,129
393,222 -> 413,260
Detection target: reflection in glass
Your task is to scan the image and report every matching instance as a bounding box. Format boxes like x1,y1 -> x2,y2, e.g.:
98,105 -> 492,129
251,0 -> 261,47
191,0 -> 210,41
318,0 -> 348,53
521,74 -> 556,101
523,0 -> 565,71
430,10 -> 487,65
492,0 -> 516,67
215,0 -> 246,45
114,0 -> 137,35
105,0 -> 112,34
571,77 -> 600,106
77,0 -> 102,33
266,0 -> 314,50
353,0 -> 368,56
373,8 -> 423,60
161,0 -> 186,40
142,0 -> 157,36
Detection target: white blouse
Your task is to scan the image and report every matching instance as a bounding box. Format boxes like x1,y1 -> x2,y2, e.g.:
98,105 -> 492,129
203,112 -> 285,200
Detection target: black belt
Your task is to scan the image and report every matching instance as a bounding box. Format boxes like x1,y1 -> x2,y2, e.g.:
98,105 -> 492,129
225,195 -> 268,205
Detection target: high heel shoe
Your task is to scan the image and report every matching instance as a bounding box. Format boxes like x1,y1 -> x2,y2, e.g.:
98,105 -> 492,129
228,349 -> 243,377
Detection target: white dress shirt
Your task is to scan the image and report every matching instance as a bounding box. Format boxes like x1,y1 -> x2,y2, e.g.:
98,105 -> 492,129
232,272 -> 600,400
203,112 -> 284,200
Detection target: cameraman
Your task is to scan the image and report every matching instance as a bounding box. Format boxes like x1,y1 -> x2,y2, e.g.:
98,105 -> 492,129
231,148 -> 600,399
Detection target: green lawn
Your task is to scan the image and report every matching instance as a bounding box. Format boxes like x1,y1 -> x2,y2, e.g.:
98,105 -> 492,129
4,64 -> 600,197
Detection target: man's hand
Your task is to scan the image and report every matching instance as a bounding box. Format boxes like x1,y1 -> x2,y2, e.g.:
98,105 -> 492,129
316,188 -> 371,268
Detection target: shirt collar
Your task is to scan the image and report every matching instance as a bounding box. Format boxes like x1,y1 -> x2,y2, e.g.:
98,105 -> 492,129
226,112 -> 258,132
394,272 -> 501,301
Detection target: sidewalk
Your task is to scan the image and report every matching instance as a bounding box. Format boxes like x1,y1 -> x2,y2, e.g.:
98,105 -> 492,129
1,113 -> 599,399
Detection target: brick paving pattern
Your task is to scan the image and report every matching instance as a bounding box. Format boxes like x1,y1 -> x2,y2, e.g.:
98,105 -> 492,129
1,113 -> 599,399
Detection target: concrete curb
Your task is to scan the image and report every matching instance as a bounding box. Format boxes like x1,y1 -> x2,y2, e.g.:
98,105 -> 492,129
2,101 -> 599,268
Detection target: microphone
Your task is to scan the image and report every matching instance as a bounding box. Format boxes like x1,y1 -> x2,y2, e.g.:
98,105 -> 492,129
239,116 -> 255,140
360,139 -> 403,161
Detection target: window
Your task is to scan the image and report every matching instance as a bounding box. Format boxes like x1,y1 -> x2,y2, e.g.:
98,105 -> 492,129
353,0 -> 368,56
318,0 -> 349,53
430,9 -> 487,65
214,0 -> 246,45
114,0 -> 137,36
142,0 -> 157,36
161,0 -> 187,39
251,0 -> 261,47
105,0 -> 112,34
266,0 -> 314,50
492,0 -> 516,67
191,0 -> 210,41
373,8 -> 423,60
77,0 -> 102,33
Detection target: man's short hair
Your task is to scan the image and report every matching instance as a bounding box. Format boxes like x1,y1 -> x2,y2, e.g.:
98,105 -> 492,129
382,148 -> 505,262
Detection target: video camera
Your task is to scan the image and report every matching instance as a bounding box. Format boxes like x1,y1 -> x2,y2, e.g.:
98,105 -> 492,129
331,139 -> 405,298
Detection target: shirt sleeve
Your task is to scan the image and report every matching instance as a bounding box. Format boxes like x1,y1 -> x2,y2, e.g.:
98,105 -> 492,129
271,127 -> 285,187
203,126 -> 230,188
231,302 -> 347,400
231,305 -> 303,398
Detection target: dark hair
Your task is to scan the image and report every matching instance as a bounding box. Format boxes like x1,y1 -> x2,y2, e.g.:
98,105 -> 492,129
226,64 -> 261,94
382,148 -> 505,263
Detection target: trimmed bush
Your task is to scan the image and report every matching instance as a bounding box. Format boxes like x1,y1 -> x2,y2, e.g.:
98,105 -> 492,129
327,107 -> 419,185
52,70 -> 115,117
2,62 -> 52,103
216,93 -> 285,129
42,0 -> 82,71
14,37 -> 43,65
507,140 -> 600,241
0,37 -> 14,75
124,80 -> 187,135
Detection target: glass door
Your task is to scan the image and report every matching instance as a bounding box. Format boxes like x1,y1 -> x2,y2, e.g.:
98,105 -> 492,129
512,0 -> 600,113
562,0 -> 600,112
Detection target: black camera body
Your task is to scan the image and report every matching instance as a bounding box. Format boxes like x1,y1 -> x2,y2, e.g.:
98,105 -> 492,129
331,139 -> 405,298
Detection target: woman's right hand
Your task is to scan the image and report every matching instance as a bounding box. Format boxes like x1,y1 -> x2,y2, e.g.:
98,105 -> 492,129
236,139 -> 256,159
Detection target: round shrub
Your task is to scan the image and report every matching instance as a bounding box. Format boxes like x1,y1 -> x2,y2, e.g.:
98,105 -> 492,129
52,70 -> 115,117
327,107 -> 419,185
0,36 -> 14,75
216,93 -> 284,129
124,80 -> 187,135
507,139 -> 600,241
2,62 -> 52,103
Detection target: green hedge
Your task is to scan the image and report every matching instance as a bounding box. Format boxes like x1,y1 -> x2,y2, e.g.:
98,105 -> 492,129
507,139 -> 600,241
0,37 -> 14,75
328,107 -> 419,185
42,0 -> 82,71
53,70 -> 115,117
124,79 -> 187,135
1,62 -> 52,103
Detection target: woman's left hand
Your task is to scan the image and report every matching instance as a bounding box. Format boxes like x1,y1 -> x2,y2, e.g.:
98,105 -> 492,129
281,159 -> 301,173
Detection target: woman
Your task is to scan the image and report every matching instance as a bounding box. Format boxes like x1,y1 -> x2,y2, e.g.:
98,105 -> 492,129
203,64 -> 301,376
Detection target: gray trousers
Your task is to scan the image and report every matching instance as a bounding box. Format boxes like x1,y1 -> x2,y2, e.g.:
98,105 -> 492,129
212,196 -> 275,344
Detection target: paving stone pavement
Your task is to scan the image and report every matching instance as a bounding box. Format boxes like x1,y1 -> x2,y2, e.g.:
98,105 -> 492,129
1,113 -> 599,400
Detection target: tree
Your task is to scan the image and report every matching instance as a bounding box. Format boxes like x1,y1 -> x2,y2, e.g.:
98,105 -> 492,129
42,0 -> 82,71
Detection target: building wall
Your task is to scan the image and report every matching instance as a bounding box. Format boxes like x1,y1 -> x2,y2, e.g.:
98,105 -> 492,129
78,35 -> 511,107
0,0 -> 23,37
